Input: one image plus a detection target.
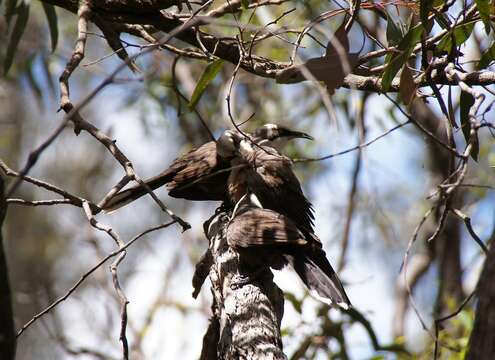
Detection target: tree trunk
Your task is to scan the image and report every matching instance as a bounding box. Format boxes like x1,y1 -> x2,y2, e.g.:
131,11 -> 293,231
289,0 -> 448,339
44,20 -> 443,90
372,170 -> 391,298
198,212 -> 286,360
0,176 -> 16,359
465,241 -> 495,360
413,102 -> 464,314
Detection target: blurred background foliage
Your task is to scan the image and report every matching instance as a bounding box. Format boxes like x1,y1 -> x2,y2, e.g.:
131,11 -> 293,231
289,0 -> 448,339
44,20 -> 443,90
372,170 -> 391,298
1,0 -> 494,359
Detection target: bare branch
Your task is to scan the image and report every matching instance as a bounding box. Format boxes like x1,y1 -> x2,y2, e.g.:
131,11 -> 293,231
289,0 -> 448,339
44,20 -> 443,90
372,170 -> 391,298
0,159 -> 99,212
16,220 -> 175,337
293,119 -> 410,163
452,208 -> 489,254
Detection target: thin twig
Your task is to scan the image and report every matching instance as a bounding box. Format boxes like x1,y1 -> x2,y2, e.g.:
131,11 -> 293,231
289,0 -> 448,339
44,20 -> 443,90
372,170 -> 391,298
293,120 -> 410,163
0,159 -> 99,212
16,220 -> 176,337
451,208 -> 489,254
81,201 -> 129,358
433,290 -> 476,359
6,199 -> 74,206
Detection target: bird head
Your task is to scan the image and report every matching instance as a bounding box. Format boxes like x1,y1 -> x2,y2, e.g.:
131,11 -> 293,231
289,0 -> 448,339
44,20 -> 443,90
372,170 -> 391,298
216,130 -> 240,158
253,124 -> 313,151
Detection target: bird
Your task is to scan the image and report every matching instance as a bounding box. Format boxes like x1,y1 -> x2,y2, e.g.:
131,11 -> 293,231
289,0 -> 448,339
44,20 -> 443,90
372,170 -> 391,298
227,131 -> 315,233
226,192 -> 351,309
101,124 -> 313,212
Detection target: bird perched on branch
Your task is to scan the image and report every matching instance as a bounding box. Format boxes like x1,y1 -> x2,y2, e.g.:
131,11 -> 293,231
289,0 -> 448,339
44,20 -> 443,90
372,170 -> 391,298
226,130 -> 315,233
226,193 -> 350,309
101,124 -> 312,213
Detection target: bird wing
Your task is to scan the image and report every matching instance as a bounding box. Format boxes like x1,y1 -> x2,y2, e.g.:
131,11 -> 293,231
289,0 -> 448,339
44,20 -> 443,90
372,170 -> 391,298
102,141 -> 228,212
166,141 -> 230,201
227,208 -> 307,248
246,148 -> 315,232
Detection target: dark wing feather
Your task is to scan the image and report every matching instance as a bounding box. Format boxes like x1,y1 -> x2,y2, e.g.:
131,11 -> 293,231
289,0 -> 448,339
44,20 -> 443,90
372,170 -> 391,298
245,148 -> 315,232
102,141 -> 228,212
167,141 -> 229,201
227,208 -> 307,248
287,250 -> 351,308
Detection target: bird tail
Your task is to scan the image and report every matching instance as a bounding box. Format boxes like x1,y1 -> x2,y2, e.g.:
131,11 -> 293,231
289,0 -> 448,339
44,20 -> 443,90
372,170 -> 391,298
287,251 -> 351,309
101,172 -> 173,213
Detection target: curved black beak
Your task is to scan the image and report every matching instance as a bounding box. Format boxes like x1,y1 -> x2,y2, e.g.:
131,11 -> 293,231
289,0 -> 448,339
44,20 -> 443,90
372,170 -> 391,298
285,130 -> 314,141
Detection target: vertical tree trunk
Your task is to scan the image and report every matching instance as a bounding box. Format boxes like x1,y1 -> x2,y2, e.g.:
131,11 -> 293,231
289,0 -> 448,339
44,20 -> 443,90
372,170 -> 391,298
412,102 -> 464,313
394,102 -> 465,336
465,241 -> 495,359
0,177 -> 16,359
199,212 -> 286,360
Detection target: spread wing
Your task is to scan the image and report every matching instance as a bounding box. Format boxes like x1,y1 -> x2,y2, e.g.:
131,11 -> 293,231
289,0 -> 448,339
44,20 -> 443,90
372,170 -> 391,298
227,208 -> 307,248
246,148 -> 315,233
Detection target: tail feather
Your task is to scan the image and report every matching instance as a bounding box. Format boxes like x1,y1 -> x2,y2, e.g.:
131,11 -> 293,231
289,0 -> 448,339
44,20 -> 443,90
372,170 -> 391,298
102,172 -> 173,213
287,252 -> 351,309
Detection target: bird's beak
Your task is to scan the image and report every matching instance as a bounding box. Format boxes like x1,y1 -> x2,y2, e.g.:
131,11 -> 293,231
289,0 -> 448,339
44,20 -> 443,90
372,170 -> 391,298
287,130 -> 314,141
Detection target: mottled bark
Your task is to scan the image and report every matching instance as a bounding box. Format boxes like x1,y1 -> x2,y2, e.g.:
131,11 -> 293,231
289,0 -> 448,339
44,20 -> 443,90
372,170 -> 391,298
465,241 -> 495,359
199,212 -> 286,360
0,177 -> 16,359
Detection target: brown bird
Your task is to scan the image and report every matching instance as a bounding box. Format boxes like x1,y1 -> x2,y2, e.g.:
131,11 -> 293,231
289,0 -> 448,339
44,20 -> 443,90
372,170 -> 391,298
102,124 -> 312,212
226,193 -> 350,308
227,132 -> 314,233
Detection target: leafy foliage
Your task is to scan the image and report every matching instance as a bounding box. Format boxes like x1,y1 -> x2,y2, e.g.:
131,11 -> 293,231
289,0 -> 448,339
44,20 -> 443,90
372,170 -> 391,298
189,59 -> 224,109
4,0 -> 29,75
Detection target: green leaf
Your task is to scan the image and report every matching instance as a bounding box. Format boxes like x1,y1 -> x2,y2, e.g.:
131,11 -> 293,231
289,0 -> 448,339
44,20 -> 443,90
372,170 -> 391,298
475,0 -> 491,34
477,42 -> 495,69
42,3 -> 58,52
460,91 -> 479,161
4,0 -> 18,25
188,59 -> 224,109
241,0 -> 249,9
386,15 -> 403,47
4,1 -> 30,76
437,22 -> 475,53
381,24 -> 423,92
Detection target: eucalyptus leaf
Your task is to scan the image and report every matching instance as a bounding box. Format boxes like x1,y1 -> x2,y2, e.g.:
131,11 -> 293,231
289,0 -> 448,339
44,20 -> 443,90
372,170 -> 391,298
381,24 -> 423,92
189,59 -> 224,109
437,22 -> 475,53
386,16 -> 403,47
475,0 -> 491,34
4,1 -> 30,76
460,91 -> 474,142
42,3 -> 58,52
478,42 -> 495,69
